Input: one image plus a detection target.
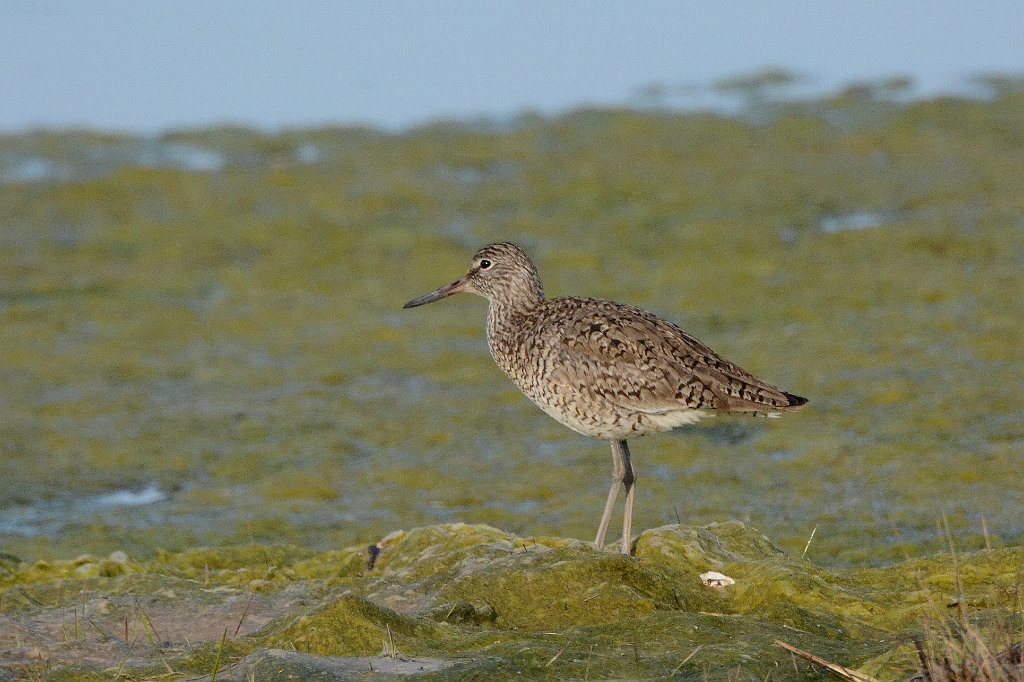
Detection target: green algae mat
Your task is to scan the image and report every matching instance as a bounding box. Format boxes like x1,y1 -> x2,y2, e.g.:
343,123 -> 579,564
2,91 -> 1023,566
1,523 -> 1021,680
2,83 -> 1024,677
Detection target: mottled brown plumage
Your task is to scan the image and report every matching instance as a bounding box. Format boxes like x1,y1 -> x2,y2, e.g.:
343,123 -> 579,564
404,242 -> 807,554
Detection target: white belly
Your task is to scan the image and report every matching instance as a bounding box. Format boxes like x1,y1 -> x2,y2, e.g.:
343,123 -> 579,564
529,392 -> 709,441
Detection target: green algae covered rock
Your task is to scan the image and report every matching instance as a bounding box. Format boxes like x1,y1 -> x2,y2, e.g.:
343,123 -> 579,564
2,522 -> 1021,680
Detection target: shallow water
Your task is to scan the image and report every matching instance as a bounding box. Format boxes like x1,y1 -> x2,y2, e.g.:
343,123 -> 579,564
1,91 -> 1022,566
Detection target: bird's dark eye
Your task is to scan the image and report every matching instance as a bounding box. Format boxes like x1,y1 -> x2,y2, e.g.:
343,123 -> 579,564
479,259 -> 492,269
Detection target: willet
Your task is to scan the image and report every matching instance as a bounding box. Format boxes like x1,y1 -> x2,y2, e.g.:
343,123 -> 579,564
404,242 -> 807,555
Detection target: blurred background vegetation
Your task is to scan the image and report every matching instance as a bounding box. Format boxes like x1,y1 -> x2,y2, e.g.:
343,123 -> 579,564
1,77 -> 1022,566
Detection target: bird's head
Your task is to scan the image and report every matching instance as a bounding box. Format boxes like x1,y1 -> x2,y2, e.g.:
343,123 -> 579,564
403,242 -> 543,310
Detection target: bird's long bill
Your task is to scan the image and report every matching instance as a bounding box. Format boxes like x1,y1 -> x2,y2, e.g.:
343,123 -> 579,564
402,277 -> 469,308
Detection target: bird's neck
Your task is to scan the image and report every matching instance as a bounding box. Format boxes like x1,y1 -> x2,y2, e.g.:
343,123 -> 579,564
486,290 -> 543,340
490,273 -> 544,313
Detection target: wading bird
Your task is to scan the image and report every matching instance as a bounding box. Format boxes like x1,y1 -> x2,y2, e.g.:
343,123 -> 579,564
404,242 -> 807,555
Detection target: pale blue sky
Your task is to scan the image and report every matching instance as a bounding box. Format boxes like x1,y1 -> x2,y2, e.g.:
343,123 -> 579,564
2,1 -> 1022,132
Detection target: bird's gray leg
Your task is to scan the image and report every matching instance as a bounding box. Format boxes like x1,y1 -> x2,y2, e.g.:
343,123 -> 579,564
593,439 -> 626,550
618,440 -> 636,555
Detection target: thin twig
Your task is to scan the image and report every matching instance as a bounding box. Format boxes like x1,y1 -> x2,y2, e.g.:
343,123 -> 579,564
774,640 -> 880,681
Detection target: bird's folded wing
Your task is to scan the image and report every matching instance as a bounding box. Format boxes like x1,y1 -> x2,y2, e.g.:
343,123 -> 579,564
551,305 -> 795,414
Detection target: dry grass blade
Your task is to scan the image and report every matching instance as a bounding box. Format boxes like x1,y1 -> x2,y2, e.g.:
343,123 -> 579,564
941,512 -> 969,626
115,635 -> 140,678
233,595 -> 255,638
912,628 -> 1024,681
545,642 -> 569,668
381,623 -> 401,659
668,645 -> 703,677
914,637 -> 931,677
802,523 -> 819,559
774,640 -> 879,681
904,513 -> 1024,681
87,618 -> 112,642
210,627 -> 228,682
135,596 -> 160,644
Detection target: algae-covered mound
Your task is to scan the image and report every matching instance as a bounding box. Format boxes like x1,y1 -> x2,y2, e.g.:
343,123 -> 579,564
1,522 -> 1021,680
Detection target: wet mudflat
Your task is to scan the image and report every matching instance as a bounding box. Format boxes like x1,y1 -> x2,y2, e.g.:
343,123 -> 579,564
1,81 -> 1023,678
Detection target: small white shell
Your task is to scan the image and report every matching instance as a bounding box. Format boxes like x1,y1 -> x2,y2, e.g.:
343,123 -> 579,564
700,571 -> 735,588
